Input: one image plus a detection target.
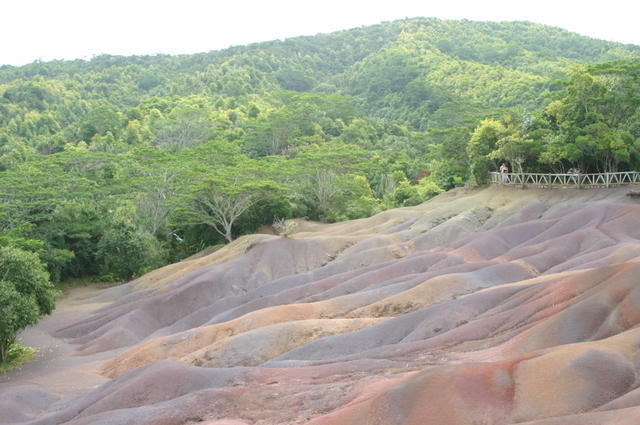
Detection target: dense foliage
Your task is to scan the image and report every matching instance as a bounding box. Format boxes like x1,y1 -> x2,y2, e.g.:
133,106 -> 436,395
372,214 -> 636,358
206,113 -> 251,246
0,17 -> 638,285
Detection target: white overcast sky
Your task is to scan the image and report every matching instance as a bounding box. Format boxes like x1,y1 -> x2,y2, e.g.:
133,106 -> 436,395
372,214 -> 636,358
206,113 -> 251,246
1,0 -> 638,66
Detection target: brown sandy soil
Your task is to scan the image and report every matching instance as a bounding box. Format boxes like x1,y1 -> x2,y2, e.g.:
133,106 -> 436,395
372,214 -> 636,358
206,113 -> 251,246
2,185 -> 640,425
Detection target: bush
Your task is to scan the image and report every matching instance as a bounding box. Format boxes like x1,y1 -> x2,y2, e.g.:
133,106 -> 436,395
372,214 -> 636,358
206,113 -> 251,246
393,179 -> 443,207
0,344 -> 36,374
96,224 -> 168,280
273,218 -> 298,237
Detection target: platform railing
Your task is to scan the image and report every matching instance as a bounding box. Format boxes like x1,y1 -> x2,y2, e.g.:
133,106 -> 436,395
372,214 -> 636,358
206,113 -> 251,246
489,171 -> 640,188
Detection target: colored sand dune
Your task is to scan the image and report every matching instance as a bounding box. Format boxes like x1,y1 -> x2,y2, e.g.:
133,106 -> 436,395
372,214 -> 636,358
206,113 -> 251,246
2,185 -> 640,425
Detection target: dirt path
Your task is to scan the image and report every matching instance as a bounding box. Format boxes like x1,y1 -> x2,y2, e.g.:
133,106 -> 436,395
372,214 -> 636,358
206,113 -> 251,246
0,284 -> 122,397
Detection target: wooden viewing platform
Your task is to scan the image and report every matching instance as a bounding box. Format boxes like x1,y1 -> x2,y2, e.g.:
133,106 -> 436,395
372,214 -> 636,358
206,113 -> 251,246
489,171 -> 640,188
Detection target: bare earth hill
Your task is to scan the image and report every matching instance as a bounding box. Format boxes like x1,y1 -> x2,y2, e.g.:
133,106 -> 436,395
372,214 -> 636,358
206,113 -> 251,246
2,185 -> 640,425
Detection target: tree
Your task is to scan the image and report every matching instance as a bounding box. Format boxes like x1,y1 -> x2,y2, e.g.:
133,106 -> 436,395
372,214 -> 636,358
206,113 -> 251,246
79,105 -> 123,142
489,135 -> 540,175
467,118 -> 506,184
427,126 -> 471,189
136,170 -> 179,237
308,169 -> 341,219
151,106 -> 212,150
193,188 -> 254,242
0,284 -> 39,362
91,200 -> 168,280
0,246 -> 58,362
96,222 -> 167,280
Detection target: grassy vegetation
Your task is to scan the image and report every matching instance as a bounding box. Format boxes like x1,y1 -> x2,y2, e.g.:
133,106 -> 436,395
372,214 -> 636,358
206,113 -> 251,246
55,276 -> 122,292
0,344 -> 36,374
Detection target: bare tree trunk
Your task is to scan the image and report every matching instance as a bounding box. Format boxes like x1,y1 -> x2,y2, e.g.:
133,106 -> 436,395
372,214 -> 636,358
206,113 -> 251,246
0,341 -> 10,363
224,227 -> 233,243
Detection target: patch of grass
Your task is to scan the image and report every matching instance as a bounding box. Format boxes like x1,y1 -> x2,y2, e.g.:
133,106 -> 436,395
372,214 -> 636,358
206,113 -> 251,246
56,276 -> 121,292
0,344 -> 36,374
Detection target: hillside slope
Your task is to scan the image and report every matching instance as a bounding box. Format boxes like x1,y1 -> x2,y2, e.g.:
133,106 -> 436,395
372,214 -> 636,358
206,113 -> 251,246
2,185 -> 640,425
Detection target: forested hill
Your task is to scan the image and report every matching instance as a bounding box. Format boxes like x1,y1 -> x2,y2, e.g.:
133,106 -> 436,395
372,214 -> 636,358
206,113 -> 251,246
1,18 -> 638,128
0,18 -> 639,284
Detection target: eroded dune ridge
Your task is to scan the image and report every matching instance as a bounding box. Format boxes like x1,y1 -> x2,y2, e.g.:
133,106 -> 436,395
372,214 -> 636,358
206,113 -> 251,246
2,185 -> 640,425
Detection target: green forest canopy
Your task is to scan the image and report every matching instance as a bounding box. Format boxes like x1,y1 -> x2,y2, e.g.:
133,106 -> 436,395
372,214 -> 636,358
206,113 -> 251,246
0,17 -> 639,284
